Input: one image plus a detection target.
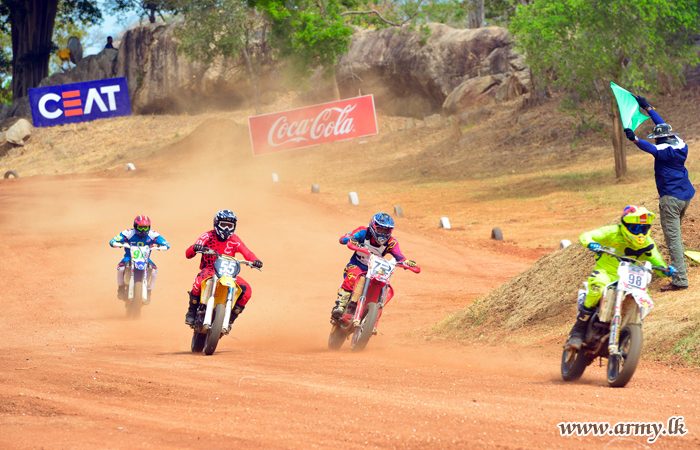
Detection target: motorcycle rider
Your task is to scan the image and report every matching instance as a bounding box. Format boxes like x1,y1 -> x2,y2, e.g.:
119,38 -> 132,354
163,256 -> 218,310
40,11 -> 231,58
565,205 -> 676,350
109,215 -> 170,304
331,212 -> 418,319
184,210 -> 263,326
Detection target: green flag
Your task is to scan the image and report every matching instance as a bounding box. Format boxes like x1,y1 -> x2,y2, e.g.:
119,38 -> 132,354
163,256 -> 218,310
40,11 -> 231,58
611,82 -> 650,131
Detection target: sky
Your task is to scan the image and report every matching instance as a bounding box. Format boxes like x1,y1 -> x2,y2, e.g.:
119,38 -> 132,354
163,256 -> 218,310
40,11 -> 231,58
83,2 -> 140,56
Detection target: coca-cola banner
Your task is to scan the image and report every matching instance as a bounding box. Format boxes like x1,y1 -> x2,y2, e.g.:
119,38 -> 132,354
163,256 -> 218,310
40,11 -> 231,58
248,95 -> 378,156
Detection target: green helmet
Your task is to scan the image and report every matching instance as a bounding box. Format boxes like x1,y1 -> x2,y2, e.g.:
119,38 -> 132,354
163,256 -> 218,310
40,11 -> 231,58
621,205 -> 655,249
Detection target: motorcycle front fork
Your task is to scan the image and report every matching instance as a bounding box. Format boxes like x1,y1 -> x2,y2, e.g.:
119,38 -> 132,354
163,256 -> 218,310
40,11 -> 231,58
126,265 -> 148,303
201,276 -> 234,332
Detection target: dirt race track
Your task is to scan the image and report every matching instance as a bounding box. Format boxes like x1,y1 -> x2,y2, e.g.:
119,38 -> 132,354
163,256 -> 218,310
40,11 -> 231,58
1,131 -> 700,450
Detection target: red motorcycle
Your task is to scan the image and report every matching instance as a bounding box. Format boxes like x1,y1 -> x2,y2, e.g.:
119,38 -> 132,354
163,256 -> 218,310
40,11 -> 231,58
328,242 -> 420,351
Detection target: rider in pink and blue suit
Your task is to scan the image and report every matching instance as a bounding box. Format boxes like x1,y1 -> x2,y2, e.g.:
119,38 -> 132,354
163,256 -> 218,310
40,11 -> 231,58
109,215 -> 170,303
330,213 -> 417,319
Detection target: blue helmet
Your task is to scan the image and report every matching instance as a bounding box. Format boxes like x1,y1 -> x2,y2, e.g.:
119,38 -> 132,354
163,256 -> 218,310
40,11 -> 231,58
369,213 -> 394,245
214,209 -> 237,241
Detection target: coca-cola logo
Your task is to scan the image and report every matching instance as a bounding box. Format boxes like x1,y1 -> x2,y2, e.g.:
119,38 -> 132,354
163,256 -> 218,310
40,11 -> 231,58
249,95 -> 377,156
267,105 -> 357,147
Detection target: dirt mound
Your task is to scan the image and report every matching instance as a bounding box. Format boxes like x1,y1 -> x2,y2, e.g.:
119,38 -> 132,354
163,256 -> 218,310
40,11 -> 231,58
432,192 -> 700,365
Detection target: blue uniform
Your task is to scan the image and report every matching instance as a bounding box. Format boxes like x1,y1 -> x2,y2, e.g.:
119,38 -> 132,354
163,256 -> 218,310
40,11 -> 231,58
110,229 -> 170,263
634,109 -> 695,201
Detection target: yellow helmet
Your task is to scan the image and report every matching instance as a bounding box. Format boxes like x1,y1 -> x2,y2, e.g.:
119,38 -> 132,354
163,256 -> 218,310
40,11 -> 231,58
621,205 -> 655,248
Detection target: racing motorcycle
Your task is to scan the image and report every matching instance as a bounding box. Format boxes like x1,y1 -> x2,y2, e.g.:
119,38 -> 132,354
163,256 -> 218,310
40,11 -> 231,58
328,241 -> 420,352
190,247 -> 261,356
112,242 -> 167,319
561,246 -> 669,387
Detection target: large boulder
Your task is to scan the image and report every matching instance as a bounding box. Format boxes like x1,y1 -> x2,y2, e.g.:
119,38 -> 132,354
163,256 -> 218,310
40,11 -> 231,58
5,118 -> 32,145
336,24 -> 530,118
38,48 -> 119,88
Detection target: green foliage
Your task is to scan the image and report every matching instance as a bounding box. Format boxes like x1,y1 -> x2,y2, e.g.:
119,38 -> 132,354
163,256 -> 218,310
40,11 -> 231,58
255,0 -> 353,80
106,0 -> 178,24
509,0 -> 700,99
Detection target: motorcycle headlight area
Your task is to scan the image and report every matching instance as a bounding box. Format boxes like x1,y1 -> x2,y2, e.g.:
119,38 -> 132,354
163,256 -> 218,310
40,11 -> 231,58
214,258 -> 241,278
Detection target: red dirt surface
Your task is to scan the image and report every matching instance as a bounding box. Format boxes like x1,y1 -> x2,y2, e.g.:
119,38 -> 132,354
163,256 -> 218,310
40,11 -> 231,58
1,126 -> 700,450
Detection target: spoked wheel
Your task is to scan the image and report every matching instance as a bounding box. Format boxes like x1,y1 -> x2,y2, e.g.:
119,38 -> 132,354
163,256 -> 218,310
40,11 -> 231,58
204,303 -> 225,356
127,281 -> 143,319
328,324 -> 347,350
350,302 -> 378,352
561,346 -> 591,381
191,332 -> 206,353
607,324 -> 643,388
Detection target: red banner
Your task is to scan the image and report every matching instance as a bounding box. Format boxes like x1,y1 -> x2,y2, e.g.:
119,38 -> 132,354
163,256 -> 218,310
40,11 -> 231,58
248,95 -> 378,156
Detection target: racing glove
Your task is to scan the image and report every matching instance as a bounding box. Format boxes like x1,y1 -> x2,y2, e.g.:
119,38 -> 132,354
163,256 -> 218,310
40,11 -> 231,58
634,95 -> 651,110
404,260 -> 418,268
587,242 -> 602,253
665,266 -> 678,276
349,239 -> 360,247
624,128 -> 637,142
193,244 -> 205,252
252,260 -> 263,269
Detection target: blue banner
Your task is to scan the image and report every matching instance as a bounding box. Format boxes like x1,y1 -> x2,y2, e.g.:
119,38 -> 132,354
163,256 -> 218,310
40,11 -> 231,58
29,77 -> 131,128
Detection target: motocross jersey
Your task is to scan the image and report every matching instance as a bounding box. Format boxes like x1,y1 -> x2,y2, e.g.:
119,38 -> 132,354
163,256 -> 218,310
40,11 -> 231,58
340,226 -> 406,270
579,225 -> 667,277
185,230 -> 258,269
110,229 -> 170,262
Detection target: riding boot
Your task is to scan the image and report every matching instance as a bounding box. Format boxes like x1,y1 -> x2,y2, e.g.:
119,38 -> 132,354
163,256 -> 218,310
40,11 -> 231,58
229,304 -> 245,326
331,288 -> 352,319
145,290 -> 152,305
117,285 -> 127,300
185,291 -> 200,325
566,304 -> 596,350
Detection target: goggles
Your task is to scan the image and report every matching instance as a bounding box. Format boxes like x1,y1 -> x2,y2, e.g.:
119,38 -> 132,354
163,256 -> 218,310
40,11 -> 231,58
137,225 -> 150,232
625,223 -> 650,235
218,221 -> 236,230
375,226 -> 392,235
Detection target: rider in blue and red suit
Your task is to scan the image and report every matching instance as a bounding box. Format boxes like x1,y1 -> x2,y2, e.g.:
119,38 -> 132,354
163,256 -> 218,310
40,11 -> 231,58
331,212 -> 418,319
109,215 -> 170,304
184,210 -> 263,326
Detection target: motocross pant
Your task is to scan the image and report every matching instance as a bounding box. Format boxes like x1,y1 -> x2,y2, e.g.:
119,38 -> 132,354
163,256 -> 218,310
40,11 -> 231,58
582,269 -> 615,309
117,261 -> 157,290
341,264 -> 366,292
191,267 -> 252,306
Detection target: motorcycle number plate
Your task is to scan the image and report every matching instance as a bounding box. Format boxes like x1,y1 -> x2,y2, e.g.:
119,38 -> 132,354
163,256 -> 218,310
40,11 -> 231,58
624,264 -> 647,290
369,256 -> 395,282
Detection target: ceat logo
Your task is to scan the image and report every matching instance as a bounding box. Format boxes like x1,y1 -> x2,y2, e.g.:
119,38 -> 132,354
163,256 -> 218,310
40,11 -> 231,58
639,214 -> 648,224
38,85 -> 122,119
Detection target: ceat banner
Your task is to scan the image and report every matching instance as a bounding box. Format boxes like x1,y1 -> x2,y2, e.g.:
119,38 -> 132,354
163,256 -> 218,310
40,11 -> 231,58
248,95 -> 378,156
29,77 -> 132,128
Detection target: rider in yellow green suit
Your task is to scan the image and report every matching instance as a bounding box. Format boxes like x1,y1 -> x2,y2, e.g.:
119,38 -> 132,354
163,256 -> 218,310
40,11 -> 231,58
566,205 -> 676,350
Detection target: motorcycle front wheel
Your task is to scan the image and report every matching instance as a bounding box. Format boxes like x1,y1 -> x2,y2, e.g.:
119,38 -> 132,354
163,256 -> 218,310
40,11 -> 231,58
350,302 -> 378,352
127,281 -> 143,319
191,332 -> 206,353
328,324 -> 347,350
607,324 -> 643,388
204,303 -> 225,356
561,346 -> 590,381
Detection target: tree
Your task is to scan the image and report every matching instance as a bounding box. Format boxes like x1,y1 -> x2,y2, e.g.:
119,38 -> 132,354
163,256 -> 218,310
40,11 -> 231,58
510,0 -> 700,178
106,0 -> 178,24
0,0 -> 103,101
467,0 -> 484,28
175,0 -> 353,112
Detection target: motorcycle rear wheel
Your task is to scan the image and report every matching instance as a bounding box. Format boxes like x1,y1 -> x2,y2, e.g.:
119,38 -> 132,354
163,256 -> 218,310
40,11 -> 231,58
204,303 -> 225,356
607,324 -> 643,388
560,346 -> 590,381
328,324 -> 347,350
127,281 -> 143,319
191,332 -> 206,353
350,302 -> 378,352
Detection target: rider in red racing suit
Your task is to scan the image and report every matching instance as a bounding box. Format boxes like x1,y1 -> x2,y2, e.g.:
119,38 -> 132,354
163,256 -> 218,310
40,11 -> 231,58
184,210 -> 262,325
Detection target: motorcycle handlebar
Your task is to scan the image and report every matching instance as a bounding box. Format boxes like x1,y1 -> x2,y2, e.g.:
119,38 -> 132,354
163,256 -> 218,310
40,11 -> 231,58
595,246 -> 667,273
347,241 -> 370,255
347,242 -> 420,273
195,248 -> 262,271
